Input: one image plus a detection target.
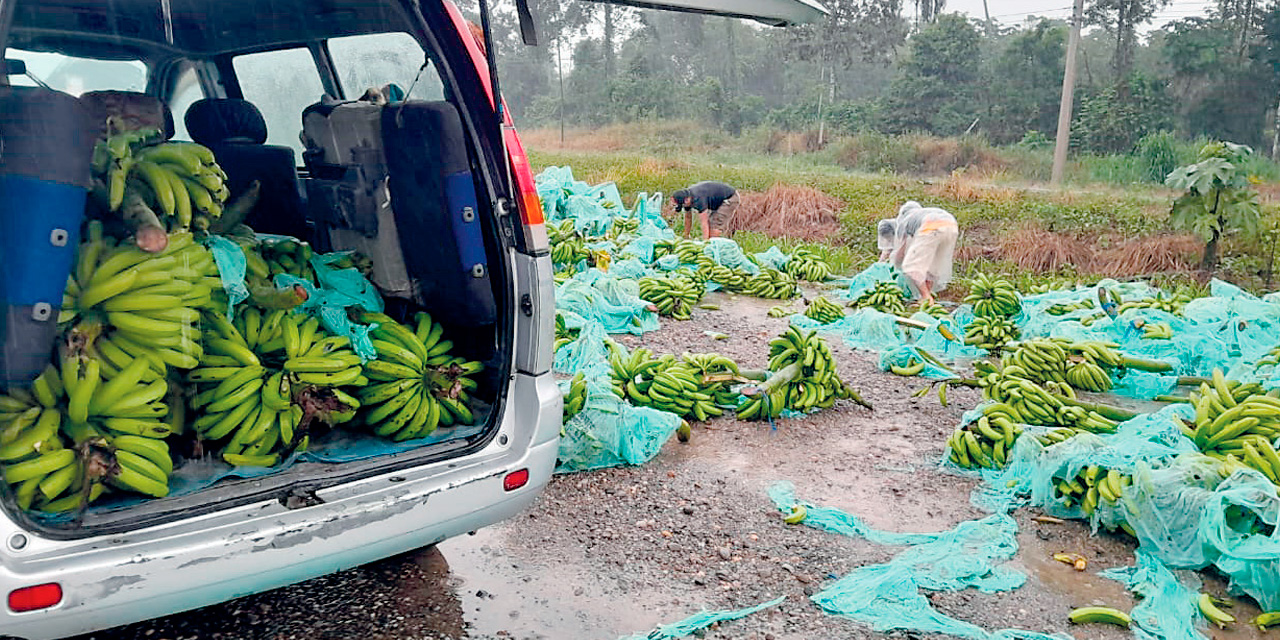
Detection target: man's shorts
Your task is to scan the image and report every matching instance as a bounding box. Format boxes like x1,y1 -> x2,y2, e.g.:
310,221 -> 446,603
706,193 -> 740,233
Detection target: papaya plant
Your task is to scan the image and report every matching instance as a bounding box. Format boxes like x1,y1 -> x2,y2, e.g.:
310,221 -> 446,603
1165,141 -> 1261,272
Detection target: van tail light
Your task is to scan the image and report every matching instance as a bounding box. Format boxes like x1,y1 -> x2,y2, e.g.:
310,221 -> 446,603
503,126 -> 548,255
9,583 -> 62,612
504,468 -> 529,492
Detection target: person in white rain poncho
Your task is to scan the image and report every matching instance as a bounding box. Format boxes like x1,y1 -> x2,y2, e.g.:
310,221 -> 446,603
887,201 -> 958,306
877,219 -> 897,262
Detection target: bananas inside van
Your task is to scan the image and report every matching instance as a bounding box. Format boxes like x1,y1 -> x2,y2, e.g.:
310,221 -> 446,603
0,0 -> 560,637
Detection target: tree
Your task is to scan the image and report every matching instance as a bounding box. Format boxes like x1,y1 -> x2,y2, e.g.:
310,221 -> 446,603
882,13 -> 982,135
984,20 -> 1068,144
1084,0 -> 1172,84
1072,73 -> 1173,153
1166,141 -> 1262,271
917,0 -> 946,24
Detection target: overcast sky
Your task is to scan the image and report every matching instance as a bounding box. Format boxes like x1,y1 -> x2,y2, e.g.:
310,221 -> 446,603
942,0 -> 1216,30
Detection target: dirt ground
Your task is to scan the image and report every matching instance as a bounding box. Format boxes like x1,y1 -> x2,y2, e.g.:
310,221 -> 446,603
75,288 -> 1266,640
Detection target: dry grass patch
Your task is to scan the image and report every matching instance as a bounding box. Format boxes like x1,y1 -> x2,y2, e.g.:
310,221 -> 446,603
727,184 -> 845,241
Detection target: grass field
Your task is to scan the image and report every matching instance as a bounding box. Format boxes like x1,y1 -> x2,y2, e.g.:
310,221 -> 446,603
524,124 -> 1280,295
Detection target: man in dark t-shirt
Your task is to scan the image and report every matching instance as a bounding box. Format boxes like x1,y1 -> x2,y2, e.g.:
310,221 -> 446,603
671,181 -> 739,241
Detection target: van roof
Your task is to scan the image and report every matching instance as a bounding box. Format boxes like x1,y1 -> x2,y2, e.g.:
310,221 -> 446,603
9,0 -> 410,59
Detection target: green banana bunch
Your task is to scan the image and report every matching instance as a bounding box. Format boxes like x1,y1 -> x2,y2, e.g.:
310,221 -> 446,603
767,306 -> 792,318
62,225 -> 217,372
90,124 -> 165,213
1,351 -> 176,510
1185,370 -> 1280,484
638,273 -> 705,320
915,300 -> 949,318
554,313 -> 580,352
782,248 -> 832,282
964,315 -> 1020,352
851,282 -> 907,316
804,296 -> 845,325
673,240 -> 706,264
745,268 -> 799,300
699,262 -> 752,293
190,308 -> 361,465
973,364 -> 1118,432
964,272 -> 1021,318
738,328 -> 862,421
254,237 -> 316,282
356,312 -> 484,441
550,236 -> 589,267
116,142 -> 229,230
1117,292 -> 1191,316
1002,339 -> 1068,385
1051,464 -> 1131,517
547,220 -> 577,246
562,373 -> 587,424
946,404 -> 1025,469
1065,360 -> 1112,392
1259,344 -> 1280,368
1141,322 -> 1174,340
607,217 -> 639,239
607,347 -> 736,422
1046,299 -> 1095,316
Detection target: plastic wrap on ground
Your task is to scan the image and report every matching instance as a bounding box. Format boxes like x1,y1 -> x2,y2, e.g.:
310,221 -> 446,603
1100,550 -> 1210,640
702,238 -> 761,275
880,345 -> 958,380
792,308 -> 904,354
555,268 -> 659,335
768,482 -> 1066,640
617,596 -> 787,640
754,246 -> 791,270
842,262 -> 912,301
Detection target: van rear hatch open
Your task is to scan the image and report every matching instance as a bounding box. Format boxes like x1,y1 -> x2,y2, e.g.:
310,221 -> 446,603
579,0 -> 828,26
0,0 -> 522,538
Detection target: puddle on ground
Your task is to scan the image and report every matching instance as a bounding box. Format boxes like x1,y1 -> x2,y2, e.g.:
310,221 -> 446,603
417,527 -> 671,639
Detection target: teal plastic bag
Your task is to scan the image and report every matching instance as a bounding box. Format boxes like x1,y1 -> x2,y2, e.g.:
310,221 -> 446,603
202,235 -> 250,319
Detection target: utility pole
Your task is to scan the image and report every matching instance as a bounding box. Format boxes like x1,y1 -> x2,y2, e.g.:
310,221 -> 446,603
1051,0 -> 1085,186
556,37 -> 566,144
982,0 -> 992,34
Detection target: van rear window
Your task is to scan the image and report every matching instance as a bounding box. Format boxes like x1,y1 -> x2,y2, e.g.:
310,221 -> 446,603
327,33 -> 444,103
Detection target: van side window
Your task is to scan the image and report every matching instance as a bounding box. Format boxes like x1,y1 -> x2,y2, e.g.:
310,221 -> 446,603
232,47 -> 325,155
4,49 -> 145,96
168,66 -> 204,141
327,33 -> 444,102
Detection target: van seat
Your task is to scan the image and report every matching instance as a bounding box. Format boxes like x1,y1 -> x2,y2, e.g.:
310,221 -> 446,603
185,98 -> 307,236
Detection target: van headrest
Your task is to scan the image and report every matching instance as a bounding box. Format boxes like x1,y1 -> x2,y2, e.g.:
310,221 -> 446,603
185,98 -> 268,146
79,90 -> 175,140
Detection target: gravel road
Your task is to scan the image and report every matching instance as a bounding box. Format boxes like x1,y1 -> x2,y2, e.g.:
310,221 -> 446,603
72,290 -> 1262,640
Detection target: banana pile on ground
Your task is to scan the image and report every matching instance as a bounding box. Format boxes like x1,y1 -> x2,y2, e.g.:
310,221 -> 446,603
974,364 -> 1122,433
663,239 -> 704,264
637,273 -> 705,320
608,217 -> 639,238
554,313 -> 580,352
738,328 -> 866,420
964,273 -> 1022,318
1117,292 -> 1192,315
550,234 -> 589,266
1000,338 -> 1122,394
744,268 -> 799,300
1185,371 -> 1280,483
804,296 -> 845,324
561,373 -> 587,424
607,347 -> 736,422
0,351 -> 176,512
767,306 -> 791,318
851,282 -> 907,316
1140,322 -> 1173,340
356,312 -> 485,442
700,262 -> 752,293
1003,339 -> 1069,385
946,403 -> 1025,469
90,127 -> 238,252
783,248 -> 832,282
1050,464 -> 1135,519
964,315 -> 1020,352
1046,299 -> 1095,316
547,220 -> 577,245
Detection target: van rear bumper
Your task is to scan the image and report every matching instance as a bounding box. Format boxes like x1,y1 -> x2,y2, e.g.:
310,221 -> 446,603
0,373 -> 560,640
